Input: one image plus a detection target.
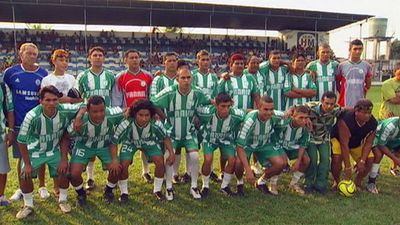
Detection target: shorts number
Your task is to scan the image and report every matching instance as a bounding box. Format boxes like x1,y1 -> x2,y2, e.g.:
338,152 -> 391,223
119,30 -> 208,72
75,148 -> 85,157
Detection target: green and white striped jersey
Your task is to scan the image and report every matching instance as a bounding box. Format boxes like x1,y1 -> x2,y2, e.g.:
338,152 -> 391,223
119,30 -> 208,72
151,84 -> 211,140
243,69 -> 267,97
112,118 -> 166,148
306,60 -> 338,100
218,74 -> 259,110
0,83 -> 13,142
191,69 -> 219,99
278,118 -> 310,151
76,69 -> 115,107
237,110 -> 282,149
259,62 -> 288,111
283,72 -> 317,110
67,107 -> 124,149
149,74 -> 177,98
196,105 -> 245,145
374,117 -> 400,146
17,104 -> 80,158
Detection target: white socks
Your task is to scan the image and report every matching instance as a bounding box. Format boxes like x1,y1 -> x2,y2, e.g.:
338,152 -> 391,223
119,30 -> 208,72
22,192 -> 33,207
270,175 -> 279,185
290,171 -> 304,185
221,173 -> 233,189
188,151 -> 199,188
369,163 -> 380,179
59,188 -> 68,202
153,177 -> 164,193
173,154 -> 181,176
118,179 -> 128,194
87,161 -> 95,180
202,175 -> 210,189
141,152 -> 150,175
257,177 -> 267,185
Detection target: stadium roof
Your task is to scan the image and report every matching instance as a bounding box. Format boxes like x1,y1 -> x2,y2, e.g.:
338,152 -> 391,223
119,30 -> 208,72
0,0 -> 373,32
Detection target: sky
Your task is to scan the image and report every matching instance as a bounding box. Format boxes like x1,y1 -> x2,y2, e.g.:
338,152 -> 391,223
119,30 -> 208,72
157,0 -> 399,37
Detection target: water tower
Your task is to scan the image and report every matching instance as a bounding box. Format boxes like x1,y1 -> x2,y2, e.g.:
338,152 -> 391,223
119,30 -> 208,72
363,17 -> 392,81
363,17 -> 391,60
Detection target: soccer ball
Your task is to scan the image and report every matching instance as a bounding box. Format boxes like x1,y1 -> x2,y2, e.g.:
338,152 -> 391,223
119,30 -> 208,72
67,88 -> 81,99
338,180 -> 356,197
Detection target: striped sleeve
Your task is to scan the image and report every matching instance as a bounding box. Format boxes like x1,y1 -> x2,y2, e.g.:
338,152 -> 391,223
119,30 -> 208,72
375,122 -> 394,145
75,71 -> 85,93
5,83 -> 13,112
60,103 -> 81,120
153,120 -> 167,140
17,110 -> 37,144
197,90 -> 211,106
237,113 -> 256,147
151,87 -> 172,109
107,107 -> 124,124
306,61 -> 317,72
112,119 -> 131,144
149,76 -> 161,98
196,106 -> 213,124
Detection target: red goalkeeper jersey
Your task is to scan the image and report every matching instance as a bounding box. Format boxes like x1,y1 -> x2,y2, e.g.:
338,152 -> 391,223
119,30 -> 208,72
112,69 -> 153,107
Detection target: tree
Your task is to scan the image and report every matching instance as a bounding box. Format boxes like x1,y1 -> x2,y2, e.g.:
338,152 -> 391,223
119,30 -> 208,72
25,23 -> 53,30
390,39 -> 400,59
163,27 -> 183,33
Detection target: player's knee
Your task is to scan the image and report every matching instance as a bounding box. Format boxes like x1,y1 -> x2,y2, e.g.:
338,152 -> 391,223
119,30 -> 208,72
204,155 -> 213,165
70,166 -> 82,180
153,156 -> 164,167
188,151 -> 199,162
372,148 -> 383,160
331,154 -> 342,164
303,155 -> 311,166
227,157 -> 235,166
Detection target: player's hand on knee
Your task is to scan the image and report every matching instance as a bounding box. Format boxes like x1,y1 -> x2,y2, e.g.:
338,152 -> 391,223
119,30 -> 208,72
355,160 -> 365,174
291,161 -> 300,172
58,160 -> 69,175
22,164 -> 32,180
246,171 -> 256,185
109,161 -> 121,176
166,153 -> 175,166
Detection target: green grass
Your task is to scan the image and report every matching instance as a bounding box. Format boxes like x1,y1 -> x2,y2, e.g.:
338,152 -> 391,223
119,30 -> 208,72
3,86 -> 398,225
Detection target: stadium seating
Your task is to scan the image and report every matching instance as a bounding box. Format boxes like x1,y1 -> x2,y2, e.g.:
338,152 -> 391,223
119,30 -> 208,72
0,30 -> 309,75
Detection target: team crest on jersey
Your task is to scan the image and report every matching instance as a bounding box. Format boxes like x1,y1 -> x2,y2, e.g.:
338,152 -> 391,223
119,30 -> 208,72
35,79 -> 41,86
359,69 -> 364,74
141,81 -> 146,87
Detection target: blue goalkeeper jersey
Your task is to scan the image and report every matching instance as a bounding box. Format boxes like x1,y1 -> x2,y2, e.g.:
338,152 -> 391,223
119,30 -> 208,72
3,64 -> 48,127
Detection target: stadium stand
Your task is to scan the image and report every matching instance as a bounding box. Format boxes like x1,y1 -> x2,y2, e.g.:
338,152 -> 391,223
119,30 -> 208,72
0,29 -> 307,75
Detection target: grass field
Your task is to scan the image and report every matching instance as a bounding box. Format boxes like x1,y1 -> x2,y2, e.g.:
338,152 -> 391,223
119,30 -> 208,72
2,86 -> 399,225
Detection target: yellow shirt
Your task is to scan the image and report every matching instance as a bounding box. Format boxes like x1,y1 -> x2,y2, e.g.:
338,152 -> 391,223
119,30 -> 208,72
379,77 -> 400,119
